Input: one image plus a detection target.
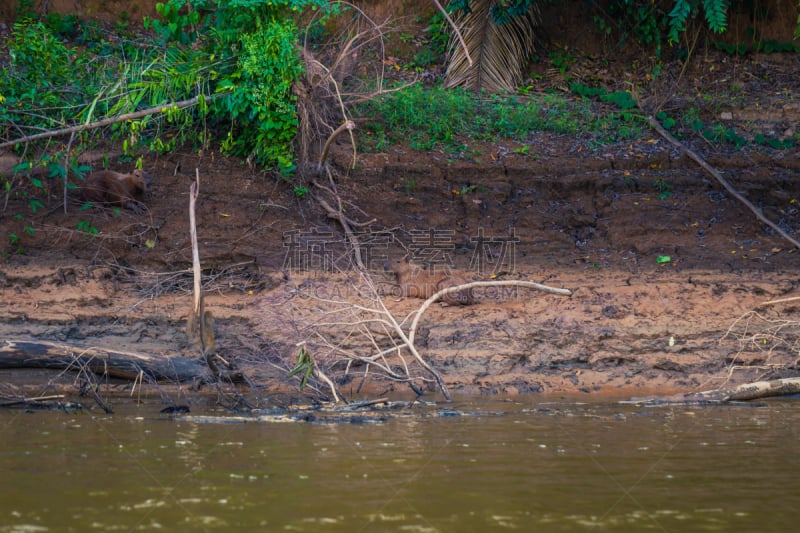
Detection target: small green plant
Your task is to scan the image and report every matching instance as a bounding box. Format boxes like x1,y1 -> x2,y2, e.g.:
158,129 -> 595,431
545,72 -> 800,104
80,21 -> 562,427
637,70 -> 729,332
287,346 -> 314,389
513,145 -> 531,155
654,178 -> 672,200
548,49 -> 576,74
411,48 -> 439,68
76,220 -> 99,235
293,186 -> 309,198
28,199 -> 44,213
754,134 -> 795,149
656,111 -> 676,130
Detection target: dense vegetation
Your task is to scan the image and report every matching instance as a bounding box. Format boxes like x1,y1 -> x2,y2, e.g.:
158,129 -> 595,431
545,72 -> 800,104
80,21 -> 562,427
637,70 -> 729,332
0,0 -> 797,186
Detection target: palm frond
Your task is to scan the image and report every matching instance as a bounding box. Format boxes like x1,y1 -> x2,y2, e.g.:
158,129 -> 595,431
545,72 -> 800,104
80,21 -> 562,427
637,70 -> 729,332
443,0 -> 540,93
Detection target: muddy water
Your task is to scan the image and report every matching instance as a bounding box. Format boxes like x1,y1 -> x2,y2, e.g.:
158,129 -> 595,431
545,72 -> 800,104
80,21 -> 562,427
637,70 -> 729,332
1,398 -> 798,532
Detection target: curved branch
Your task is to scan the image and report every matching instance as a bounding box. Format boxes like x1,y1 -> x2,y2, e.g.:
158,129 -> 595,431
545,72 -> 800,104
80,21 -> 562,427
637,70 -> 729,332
408,280 -> 573,346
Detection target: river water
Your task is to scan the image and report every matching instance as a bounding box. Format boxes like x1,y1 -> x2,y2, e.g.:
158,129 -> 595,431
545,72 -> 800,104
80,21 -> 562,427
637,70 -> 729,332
1,397 -> 798,532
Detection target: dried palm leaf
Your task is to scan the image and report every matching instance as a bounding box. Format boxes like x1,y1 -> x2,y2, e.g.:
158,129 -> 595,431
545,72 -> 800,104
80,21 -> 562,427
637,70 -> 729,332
443,0 -> 540,93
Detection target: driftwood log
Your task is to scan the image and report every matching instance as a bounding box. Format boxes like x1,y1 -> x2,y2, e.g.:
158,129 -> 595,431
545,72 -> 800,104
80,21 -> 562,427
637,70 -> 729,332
624,377 -> 800,405
0,339 -> 209,382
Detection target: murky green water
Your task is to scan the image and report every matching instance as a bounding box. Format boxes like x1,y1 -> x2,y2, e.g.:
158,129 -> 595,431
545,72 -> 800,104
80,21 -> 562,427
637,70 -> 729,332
1,397 -> 798,532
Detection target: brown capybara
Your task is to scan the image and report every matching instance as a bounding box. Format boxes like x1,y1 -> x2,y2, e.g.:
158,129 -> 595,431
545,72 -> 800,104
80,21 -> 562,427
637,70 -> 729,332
384,256 -> 476,305
81,168 -> 152,213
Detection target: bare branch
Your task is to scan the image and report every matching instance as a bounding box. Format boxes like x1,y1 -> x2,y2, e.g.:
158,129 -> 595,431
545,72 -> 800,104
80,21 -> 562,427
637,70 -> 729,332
0,94 -> 216,150
408,280 -> 573,346
645,114 -> 800,250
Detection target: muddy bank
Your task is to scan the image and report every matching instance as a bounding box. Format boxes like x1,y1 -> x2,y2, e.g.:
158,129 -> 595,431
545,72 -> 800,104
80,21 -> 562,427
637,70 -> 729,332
1,141 -> 799,400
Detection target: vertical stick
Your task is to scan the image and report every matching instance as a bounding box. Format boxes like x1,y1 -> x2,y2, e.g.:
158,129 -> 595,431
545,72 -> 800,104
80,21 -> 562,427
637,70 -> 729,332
187,168 -> 218,375
189,170 -> 202,322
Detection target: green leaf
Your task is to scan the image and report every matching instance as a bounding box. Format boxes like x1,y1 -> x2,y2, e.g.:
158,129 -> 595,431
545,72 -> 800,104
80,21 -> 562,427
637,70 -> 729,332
656,255 -> 672,264
703,0 -> 728,34
667,0 -> 692,44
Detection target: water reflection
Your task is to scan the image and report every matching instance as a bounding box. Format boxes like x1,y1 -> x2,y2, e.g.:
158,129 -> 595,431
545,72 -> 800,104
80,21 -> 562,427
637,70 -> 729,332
0,399 -> 798,531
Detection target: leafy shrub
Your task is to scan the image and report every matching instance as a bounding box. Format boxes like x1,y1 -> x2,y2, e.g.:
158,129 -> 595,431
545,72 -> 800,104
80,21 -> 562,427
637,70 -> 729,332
593,0 -> 732,55
144,0 -> 338,174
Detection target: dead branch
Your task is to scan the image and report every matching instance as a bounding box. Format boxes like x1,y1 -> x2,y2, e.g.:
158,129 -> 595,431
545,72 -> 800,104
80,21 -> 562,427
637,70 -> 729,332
189,173 -> 203,326
408,280 -> 573,346
311,173 -> 376,272
431,0 -> 473,68
0,94 -> 216,150
625,377 -> 800,405
0,339 -> 209,382
187,170 -> 220,376
63,131 -> 75,214
645,115 -> 800,250
291,269 -> 450,399
318,120 -> 356,171
0,394 -> 65,408
694,377 -> 800,401
758,295 -> 800,307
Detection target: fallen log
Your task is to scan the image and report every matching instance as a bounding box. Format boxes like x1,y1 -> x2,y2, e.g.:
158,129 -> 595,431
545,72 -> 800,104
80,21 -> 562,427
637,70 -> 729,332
0,339 -> 209,382
623,377 -> 800,405
684,377 -> 800,402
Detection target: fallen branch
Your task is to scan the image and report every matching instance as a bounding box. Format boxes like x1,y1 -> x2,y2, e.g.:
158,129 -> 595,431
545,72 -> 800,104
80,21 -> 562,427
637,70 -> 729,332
0,339 -> 209,382
624,377 -> 800,405
0,394 -> 65,408
0,94 -> 216,150
758,295 -> 800,307
645,115 -> 800,250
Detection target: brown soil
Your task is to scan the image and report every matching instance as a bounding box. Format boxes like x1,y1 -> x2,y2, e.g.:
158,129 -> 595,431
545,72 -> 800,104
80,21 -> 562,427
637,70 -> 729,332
1,8 -> 800,402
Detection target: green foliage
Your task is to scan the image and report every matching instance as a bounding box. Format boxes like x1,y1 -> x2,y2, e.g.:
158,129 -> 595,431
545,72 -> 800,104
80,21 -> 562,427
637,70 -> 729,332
76,220 -> 99,235
654,178 -> 672,200
796,1 -> 800,40
656,111 -> 676,129
222,19 -> 303,174
675,108 -> 795,150
14,0 -> 37,21
143,0 -> 337,174
570,83 -> 637,110
593,0 -> 732,54
1,0 -> 336,195
288,346 -> 314,389
3,21 -> 78,105
448,0 -> 538,24
667,0 -> 727,45
715,39 -> 800,56
608,0 -> 665,56
754,134 -> 795,149
357,84 -> 644,153
425,13 -> 450,57
0,17 -> 156,201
